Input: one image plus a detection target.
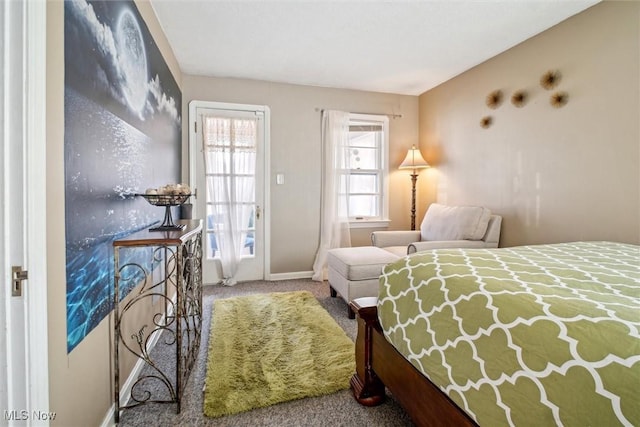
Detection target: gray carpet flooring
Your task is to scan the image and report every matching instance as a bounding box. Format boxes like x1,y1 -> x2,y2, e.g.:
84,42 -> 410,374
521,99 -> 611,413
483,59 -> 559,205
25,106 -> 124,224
118,279 -> 414,426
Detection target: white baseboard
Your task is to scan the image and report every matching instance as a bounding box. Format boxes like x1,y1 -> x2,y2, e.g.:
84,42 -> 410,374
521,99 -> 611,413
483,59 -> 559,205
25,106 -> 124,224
267,271 -> 314,281
101,297 -> 176,427
100,352 -> 154,427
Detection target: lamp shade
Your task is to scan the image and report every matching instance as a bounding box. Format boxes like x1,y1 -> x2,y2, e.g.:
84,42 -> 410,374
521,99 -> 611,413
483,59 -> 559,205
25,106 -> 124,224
399,145 -> 429,170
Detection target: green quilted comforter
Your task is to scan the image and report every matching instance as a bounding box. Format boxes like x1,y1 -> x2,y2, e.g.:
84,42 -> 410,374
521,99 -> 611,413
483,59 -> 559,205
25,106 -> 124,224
378,241 -> 640,427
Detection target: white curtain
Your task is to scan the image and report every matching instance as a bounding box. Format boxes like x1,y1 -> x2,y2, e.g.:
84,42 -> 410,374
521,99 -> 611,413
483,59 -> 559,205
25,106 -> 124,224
312,110 -> 352,281
202,116 -> 257,286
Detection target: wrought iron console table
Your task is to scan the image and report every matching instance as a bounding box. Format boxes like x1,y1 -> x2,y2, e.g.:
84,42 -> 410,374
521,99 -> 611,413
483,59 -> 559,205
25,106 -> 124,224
113,220 -> 203,424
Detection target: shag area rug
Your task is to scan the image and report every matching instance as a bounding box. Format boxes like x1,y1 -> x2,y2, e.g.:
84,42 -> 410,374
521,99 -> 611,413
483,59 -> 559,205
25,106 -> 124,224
203,290 -> 355,418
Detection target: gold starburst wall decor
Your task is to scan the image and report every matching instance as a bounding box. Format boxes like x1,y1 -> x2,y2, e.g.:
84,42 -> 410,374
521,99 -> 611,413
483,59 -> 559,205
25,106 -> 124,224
550,91 -> 569,108
540,70 -> 561,90
511,90 -> 527,107
486,90 -> 503,109
480,116 -> 493,129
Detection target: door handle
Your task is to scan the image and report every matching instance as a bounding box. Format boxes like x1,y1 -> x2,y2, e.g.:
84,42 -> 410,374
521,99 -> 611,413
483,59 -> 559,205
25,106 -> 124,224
12,266 -> 28,297
256,205 -> 261,220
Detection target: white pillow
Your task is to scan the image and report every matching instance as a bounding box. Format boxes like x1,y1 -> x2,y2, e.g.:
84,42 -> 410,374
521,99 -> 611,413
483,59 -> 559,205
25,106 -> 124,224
420,203 -> 491,241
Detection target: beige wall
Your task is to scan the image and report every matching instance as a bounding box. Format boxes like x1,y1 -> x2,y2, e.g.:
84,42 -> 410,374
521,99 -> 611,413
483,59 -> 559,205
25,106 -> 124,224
46,1 -> 182,425
182,76 -> 419,273
46,0 -> 416,423
418,1 -> 640,247
45,1 -> 638,425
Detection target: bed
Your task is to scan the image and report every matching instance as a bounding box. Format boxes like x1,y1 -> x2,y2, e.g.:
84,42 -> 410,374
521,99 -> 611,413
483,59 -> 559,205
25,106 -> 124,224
350,241 -> 640,426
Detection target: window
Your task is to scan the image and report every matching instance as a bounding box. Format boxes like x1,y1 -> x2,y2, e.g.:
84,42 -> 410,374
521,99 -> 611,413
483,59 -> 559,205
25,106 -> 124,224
345,114 -> 389,227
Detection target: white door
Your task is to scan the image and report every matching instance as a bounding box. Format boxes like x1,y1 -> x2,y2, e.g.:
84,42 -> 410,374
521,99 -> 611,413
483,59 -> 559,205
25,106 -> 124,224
189,102 -> 270,284
0,0 -> 49,425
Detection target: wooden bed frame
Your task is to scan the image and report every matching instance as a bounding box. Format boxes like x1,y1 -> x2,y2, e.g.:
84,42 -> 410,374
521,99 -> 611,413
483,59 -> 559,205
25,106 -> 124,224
349,297 -> 478,427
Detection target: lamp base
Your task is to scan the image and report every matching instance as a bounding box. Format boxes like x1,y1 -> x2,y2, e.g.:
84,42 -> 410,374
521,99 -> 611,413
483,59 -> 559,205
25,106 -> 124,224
410,173 -> 418,230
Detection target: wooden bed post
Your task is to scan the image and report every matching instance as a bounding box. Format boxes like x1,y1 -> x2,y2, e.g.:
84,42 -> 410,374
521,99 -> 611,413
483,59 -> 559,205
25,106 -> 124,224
350,297 -> 385,406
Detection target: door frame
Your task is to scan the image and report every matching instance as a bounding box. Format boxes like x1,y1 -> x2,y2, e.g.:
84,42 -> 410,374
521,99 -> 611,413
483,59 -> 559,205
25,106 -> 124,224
0,0 -> 49,423
188,100 -> 271,281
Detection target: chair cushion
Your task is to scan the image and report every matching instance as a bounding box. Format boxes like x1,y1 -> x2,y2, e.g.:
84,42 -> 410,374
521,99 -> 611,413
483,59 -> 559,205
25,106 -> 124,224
327,247 -> 399,281
421,203 -> 491,241
382,246 -> 410,257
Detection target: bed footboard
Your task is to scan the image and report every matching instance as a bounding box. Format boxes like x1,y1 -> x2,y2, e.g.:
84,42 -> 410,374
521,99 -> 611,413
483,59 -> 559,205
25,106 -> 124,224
350,297 -> 478,427
350,297 -> 385,406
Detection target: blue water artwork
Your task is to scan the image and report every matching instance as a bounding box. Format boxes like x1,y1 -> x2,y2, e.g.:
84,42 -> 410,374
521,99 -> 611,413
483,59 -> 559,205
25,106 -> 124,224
64,0 -> 182,353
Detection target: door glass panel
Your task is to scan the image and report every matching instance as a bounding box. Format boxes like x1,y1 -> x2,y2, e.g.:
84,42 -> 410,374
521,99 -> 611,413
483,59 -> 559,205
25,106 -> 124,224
203,117 -> 257,260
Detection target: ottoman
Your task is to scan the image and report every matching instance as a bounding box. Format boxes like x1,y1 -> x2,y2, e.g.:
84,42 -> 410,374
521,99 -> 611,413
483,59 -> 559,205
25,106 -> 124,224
327,246 -> 400,318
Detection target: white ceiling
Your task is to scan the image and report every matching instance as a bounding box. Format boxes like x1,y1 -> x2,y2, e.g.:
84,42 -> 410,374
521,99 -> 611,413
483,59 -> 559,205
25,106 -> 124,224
150,0 -> 600,96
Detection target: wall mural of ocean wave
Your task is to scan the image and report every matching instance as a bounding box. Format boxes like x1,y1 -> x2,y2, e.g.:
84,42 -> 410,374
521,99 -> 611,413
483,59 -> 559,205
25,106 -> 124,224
64,0 -> 181,353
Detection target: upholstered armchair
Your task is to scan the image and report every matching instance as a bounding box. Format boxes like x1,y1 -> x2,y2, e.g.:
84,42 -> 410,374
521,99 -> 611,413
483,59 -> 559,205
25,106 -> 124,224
371,203 -> 502,256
